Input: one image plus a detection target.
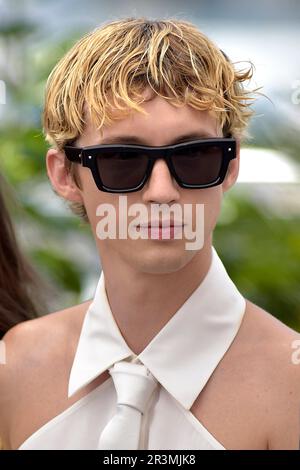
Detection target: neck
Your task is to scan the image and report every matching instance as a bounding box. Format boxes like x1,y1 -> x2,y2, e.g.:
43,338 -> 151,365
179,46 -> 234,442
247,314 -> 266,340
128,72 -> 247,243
98,239 -> 213,355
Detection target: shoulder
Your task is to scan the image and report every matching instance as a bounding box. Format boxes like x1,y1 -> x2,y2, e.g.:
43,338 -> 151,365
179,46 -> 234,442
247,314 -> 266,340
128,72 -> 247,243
242,300 -> 300,449
244,299 -> 300,351
1,299 -> 92,367
244,300 -> 300,370
0,299 -> 92,447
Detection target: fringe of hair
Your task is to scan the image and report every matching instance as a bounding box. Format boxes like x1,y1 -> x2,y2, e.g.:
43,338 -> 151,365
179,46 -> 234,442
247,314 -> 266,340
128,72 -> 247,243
43,17 -> 262,220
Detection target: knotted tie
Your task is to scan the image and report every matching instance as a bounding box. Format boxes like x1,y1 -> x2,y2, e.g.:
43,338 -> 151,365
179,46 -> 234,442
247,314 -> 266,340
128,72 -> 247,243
97,360 -> 158,450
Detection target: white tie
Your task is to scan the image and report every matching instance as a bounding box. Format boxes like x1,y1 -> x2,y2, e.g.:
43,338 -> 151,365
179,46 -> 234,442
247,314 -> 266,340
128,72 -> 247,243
97,360 -> 159,450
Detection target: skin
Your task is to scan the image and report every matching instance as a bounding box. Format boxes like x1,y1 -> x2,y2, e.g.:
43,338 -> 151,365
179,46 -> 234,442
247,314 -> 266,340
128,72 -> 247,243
0,86 -> 299,450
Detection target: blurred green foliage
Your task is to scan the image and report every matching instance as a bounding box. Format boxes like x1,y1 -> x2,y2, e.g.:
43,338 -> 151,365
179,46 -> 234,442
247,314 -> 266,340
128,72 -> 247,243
0,13 -> 299,332
0,125 -> 94,308
214,192 -> 300,331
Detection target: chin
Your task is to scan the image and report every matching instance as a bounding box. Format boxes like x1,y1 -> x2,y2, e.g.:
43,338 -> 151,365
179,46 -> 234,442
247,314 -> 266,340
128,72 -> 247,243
131,247 -> 196,275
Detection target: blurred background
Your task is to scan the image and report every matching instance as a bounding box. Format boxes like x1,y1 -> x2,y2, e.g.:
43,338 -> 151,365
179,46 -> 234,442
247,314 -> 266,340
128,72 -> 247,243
0,0 -> 299,330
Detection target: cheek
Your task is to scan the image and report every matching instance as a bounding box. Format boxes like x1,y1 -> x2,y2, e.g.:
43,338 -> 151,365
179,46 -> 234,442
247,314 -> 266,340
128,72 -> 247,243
78,167 -> 111,223
78,169 -> 139,233
202,187 -> 223,210
202,186 -> 222,215
185,187 -> 222,234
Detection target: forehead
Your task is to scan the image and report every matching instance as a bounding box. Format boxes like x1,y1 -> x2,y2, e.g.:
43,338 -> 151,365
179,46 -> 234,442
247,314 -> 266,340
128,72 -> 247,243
80,86 -> 221,146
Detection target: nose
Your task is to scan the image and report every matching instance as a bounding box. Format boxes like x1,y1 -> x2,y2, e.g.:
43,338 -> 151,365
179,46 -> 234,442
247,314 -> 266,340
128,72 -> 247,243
141,158 -> 181,204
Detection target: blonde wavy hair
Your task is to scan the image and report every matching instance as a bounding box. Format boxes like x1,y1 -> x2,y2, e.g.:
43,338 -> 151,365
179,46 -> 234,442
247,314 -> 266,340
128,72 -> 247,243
43,16 -> 259,220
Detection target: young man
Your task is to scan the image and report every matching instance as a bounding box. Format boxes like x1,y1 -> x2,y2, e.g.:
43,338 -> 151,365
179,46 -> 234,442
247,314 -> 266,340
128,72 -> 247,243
0,17 -> 299,450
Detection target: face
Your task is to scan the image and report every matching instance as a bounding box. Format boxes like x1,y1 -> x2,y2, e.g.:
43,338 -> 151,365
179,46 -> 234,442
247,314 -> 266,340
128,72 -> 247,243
47,86 -> 240,275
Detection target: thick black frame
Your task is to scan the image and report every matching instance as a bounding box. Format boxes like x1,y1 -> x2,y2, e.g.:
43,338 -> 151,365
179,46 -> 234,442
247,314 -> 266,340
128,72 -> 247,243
63,138 -> 236,193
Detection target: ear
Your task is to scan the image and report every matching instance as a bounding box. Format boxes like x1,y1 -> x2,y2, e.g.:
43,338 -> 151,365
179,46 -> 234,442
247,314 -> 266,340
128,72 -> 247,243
222,139 -> 240,193
46,148 -> 84,203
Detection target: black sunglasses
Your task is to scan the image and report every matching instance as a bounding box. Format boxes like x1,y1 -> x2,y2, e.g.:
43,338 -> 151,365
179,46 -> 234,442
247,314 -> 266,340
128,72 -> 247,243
63,138 -> 236,193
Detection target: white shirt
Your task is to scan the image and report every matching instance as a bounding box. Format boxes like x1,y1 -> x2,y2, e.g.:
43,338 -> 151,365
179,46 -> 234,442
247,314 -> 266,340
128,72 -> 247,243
18,246 -> 246,450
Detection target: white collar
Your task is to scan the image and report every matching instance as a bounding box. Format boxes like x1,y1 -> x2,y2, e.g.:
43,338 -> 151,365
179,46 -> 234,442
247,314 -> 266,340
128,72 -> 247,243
68,246 -> 246,410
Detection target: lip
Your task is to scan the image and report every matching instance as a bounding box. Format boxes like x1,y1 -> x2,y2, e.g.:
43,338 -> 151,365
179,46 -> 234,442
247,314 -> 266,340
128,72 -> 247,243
137,221 -> 185,228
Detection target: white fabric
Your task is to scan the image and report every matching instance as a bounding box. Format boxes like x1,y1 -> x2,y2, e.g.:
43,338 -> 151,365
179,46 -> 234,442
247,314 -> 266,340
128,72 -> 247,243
97,360 -> 159,449
18,245 -> 246,450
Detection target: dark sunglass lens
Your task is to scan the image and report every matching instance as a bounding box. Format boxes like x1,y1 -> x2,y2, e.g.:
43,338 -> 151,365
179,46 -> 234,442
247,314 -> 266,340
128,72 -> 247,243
96,151 -> 148,189
172,145 -> 223,185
